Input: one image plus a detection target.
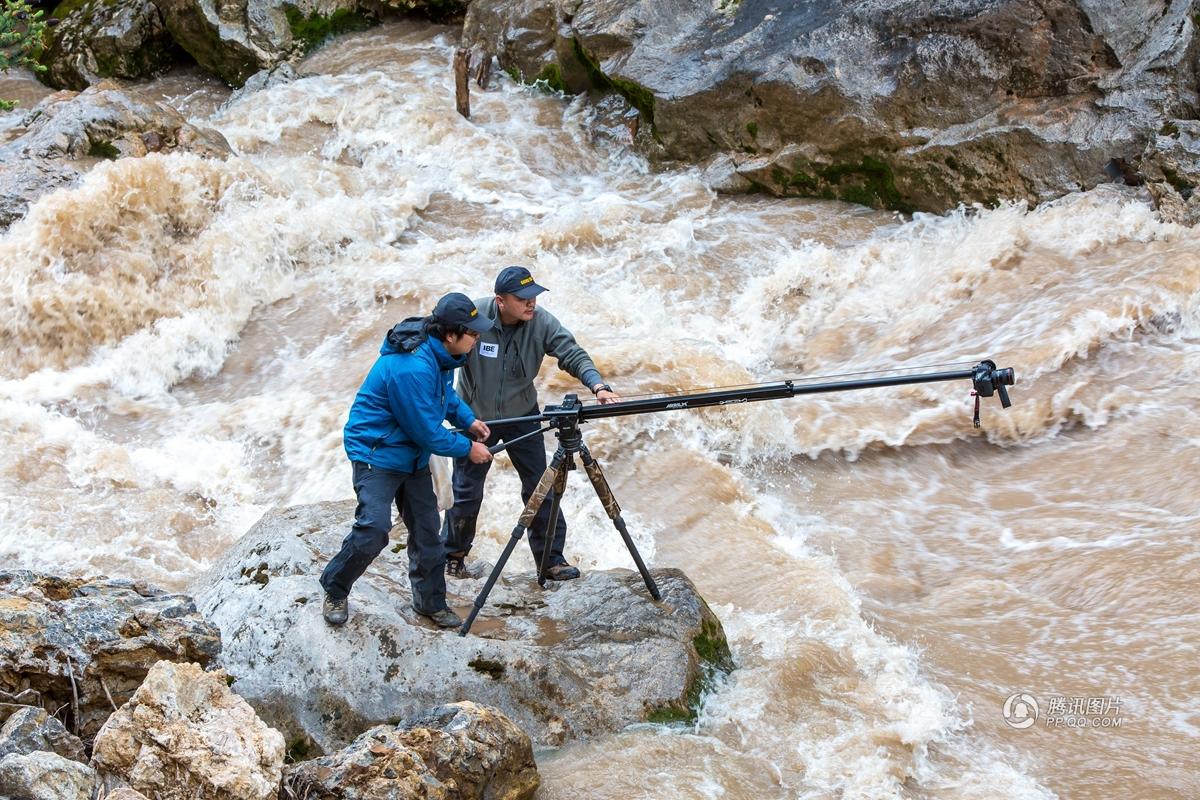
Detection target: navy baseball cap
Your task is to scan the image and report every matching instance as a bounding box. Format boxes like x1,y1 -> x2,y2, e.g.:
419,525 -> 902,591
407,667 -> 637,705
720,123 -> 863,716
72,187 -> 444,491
494,266 -> 548,299
432,292 -> 492,333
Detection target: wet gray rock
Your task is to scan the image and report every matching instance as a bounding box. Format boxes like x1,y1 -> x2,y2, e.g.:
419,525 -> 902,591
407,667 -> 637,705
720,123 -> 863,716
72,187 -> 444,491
464,0 -> 1200,212
0,81 -> 231,229
0,751 -> 97,800
192,500 -> 734,754
222,61 -> 299,108
0,153 -> 81,229
1141,119 -> 1200,225
157,0 -> 372,87
284,701 -> 539,800
4,80 -> 230,161
0,571 -> 221,738
0,706 -> 87,763
40,0 -> 182,90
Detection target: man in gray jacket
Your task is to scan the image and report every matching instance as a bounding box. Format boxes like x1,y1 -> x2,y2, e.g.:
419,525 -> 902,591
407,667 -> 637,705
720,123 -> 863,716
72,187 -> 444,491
442,266 -> 620,580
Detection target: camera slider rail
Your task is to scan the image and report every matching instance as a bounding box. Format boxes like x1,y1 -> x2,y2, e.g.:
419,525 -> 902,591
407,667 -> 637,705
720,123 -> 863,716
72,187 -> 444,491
458,359 -> 1014,636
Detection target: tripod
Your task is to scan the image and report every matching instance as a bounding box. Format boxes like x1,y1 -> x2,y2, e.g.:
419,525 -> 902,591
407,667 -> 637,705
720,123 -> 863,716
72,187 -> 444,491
459,395 -> 661,636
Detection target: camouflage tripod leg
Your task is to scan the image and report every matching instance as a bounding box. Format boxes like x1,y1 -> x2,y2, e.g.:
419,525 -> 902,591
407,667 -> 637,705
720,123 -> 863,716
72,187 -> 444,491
578,444 -> 661,601
536,460 -> 570,587
459,447 -> 570,636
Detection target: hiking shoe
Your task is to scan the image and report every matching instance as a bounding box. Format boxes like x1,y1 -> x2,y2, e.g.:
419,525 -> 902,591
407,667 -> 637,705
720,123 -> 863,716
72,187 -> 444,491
323,594 -> 349,626
447,555 -> 487,580
446,554 -> 468,579
414,606 -> 463,629
545,563 -> 581,581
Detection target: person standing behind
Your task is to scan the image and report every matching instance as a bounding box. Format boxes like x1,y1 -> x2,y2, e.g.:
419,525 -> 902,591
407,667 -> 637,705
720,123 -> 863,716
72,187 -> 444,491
443,266 -> 621,581
320,293 -> 493,629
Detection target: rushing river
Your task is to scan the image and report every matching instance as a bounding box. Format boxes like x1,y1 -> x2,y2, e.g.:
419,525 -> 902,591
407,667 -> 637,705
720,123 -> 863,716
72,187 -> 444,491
2,22 -> 1197,800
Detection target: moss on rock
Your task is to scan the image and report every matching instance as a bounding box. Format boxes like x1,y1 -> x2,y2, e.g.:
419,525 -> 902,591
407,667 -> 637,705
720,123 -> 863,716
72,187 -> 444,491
88,139 -> 119,159
571,37 -> 656,125
534,62 -> 567,93
645,599 -> 735,725
762,154 -> 913,212
816,155 -> 909,210
284,6 -> 373,54
49,0 -> 112,21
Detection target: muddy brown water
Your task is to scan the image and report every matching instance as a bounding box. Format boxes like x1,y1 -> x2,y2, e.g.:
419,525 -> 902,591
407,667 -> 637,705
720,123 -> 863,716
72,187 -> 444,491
2,22 -> 1197,799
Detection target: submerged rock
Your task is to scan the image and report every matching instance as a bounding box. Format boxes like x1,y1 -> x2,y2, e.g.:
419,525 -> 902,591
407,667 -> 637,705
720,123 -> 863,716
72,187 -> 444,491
464,0 -> 1200,212
0,571 -> 221,738
91,660 -> 285,800
0,153 -> 81,230
284,701 -> 539,800
40,0 -> 182,90
0,706 -> 87,763
193,500 -> 734,754
223,62 -> 299,108
0,81 -> 231,229
0,750 -> 97,800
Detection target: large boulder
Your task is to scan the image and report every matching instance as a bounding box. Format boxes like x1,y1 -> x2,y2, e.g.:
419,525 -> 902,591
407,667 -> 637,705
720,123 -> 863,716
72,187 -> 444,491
0,706 -> 87,763
0,571 -> 221,738
464,0 -> 1200,212
0,751 -> 97,800
193,501 -> 734,754
91,660 -> 285,800
284,701 -> 539,800
157,0 -> 374,87
3,80 -> 231,161
0,81 -> 231,229
40,0 -> 183,90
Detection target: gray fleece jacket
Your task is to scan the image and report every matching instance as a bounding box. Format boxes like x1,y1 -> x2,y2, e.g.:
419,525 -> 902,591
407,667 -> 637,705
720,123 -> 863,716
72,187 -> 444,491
456,297 -> 603,421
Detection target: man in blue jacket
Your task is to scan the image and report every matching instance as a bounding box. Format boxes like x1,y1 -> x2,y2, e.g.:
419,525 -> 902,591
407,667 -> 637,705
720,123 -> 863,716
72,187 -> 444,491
320,293 -> 493,628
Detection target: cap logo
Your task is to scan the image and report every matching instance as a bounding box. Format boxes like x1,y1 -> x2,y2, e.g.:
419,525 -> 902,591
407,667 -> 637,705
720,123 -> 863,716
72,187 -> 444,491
520,276 -> 534,285
470,309 -> 478,317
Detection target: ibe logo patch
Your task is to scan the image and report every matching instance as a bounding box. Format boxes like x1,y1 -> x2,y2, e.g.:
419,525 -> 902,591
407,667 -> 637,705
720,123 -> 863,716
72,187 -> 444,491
479,342 -> 499,358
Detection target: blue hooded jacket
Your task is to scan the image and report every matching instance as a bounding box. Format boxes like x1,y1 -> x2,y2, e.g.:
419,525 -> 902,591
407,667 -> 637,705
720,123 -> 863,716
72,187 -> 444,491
343,318 -> 477,472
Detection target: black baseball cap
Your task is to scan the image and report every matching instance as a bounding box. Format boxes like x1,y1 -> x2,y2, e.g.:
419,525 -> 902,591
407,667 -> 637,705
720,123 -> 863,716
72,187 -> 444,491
432,292 -> 492,333
494,266 -> 548,299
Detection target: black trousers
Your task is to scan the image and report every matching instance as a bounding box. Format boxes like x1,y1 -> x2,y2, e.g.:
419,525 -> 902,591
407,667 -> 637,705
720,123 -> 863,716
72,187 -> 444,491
320,462 -> 449,614
441,419 -> 568,568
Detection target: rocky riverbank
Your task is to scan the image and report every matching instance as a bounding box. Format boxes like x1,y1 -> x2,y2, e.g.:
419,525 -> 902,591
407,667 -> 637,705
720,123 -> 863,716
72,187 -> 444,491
7,2 -> 1199,226
0,501 -> 734,798
460,0 -> 1200,215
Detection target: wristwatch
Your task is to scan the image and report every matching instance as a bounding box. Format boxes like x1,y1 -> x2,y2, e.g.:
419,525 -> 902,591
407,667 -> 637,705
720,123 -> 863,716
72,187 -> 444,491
593,383 -> 613,395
